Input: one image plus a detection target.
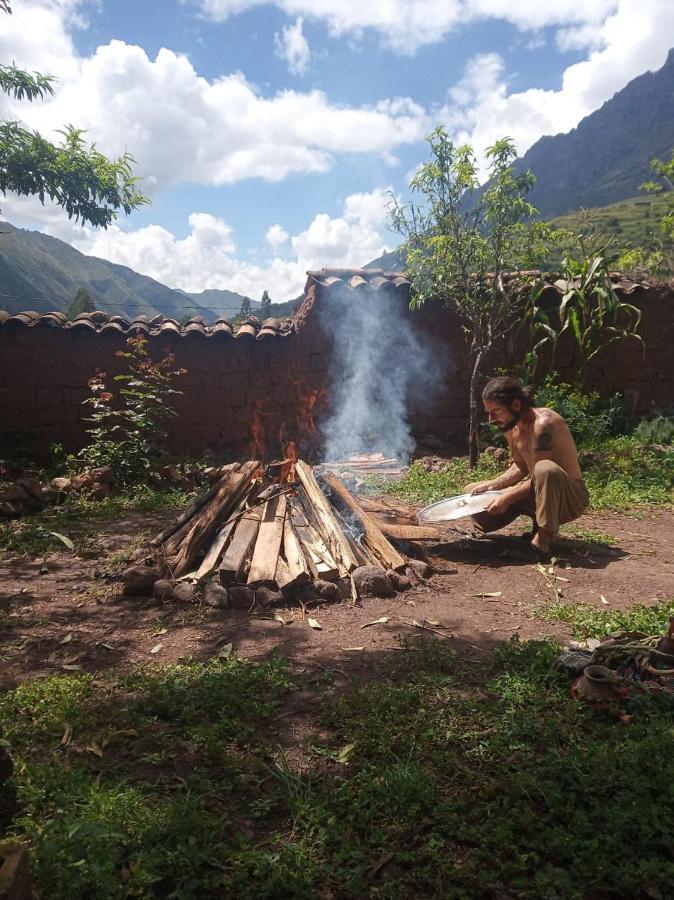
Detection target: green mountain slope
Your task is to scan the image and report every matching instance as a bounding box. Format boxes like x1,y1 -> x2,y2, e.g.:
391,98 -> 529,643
0,222 -> 244,319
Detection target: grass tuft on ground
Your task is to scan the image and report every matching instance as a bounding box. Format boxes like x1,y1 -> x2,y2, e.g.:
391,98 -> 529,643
2,639 -> 674,898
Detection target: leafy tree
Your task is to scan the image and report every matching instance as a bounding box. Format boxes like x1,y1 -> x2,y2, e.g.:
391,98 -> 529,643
389,126 -> 553,465
80,333 -> 186,482
0,0 -> 148,227
260,289 -> 271,319
66,287 -> 95,319
238,295 -> 252,319
640,149 -> 674,271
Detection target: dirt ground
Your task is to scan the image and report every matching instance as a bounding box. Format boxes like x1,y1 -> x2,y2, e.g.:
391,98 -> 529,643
1,503 -> 672,693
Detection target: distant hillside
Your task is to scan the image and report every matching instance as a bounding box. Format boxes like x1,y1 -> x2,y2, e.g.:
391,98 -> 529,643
507,49 -> 674,219
0,222 -> 246,319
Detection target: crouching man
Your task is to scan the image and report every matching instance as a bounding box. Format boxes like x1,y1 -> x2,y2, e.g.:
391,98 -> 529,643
463,376 -> 589,558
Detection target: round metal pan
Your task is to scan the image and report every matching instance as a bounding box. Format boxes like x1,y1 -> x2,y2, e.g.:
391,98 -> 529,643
416,490 -> 504,523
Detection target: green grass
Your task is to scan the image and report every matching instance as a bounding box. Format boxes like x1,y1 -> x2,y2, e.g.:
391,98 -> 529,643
558,524 -> 616,546
538,597 -> 674,639
379,438 -> 672,512
0,484 -> 193,559
3,639 -> 674,898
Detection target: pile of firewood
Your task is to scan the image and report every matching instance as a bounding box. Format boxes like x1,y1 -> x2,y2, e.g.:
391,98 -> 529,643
132,458 -> 437,606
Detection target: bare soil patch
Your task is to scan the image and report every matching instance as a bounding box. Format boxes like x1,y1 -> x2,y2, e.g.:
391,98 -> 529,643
1,506 -> 672,690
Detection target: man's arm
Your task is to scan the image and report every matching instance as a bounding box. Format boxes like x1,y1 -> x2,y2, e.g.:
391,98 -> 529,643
532,416 -> 557,461
465,462 -> 527,495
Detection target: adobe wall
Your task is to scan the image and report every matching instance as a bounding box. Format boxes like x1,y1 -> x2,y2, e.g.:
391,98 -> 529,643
0,283 -> 672,463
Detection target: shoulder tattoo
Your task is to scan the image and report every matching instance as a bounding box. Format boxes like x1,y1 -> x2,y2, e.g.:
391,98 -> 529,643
535,429 -> 554,452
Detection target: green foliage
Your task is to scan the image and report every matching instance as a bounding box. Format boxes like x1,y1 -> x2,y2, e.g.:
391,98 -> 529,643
4,638 -> 674,897
526,240 -> 643,386
388,127 -> 560,465
373,454 -> 505,504
0,484 -> 192,558
581,436 -> 673,510
0,3 -> 148,228
78,333 -> 186,483
642,149 -> 674,246
66,286 -> 95,320
534,375 -> 634,447
238,295 -> 252,319
634,413 -> 674,445
259,289 -> 271,320
539,597 -> 674,639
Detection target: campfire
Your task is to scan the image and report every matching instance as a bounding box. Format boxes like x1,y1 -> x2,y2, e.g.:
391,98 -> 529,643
133,456 -> 438,606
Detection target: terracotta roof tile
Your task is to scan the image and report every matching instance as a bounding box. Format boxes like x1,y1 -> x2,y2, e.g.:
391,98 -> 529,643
0,309 -> 295,340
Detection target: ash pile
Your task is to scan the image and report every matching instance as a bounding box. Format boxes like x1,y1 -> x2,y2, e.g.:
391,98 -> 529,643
121,458 -> 437,607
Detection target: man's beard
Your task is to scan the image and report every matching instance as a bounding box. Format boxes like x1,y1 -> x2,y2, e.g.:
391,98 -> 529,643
496,412 -> 520,433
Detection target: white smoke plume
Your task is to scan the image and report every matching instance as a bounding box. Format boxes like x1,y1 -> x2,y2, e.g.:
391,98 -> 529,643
319,285 -> 444,462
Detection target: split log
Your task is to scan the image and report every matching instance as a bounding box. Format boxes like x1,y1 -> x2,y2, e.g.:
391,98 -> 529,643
248,494 -> 287,587
321,472 -> 407,571
150,463 -> 241,547
278,512 -> 311,589
288,499 -> 339,580
370,521 -> 439,541
169,462 -> 260,577
219,507 -> 262,585
295,460 -> 359,574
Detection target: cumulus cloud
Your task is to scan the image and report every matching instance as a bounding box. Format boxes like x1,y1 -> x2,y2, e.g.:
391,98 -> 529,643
13,188 -> 392,300
195,0 -> 618,52
274,16 -> 311,75
0,2 -> 428,195
265,224 -> 289,251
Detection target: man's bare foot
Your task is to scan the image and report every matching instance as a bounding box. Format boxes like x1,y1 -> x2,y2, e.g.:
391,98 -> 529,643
531,530 -> 552,555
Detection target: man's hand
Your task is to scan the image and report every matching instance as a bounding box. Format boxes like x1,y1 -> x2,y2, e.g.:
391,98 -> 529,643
463,480 -> 493,495
485,493 -> 512,516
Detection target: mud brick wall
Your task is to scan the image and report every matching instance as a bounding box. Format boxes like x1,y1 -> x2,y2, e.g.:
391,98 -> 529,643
0,324 -> 324,461
0,284 -> 672,462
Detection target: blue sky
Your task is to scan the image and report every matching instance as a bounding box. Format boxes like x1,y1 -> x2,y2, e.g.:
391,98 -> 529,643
1,0 -> 672,305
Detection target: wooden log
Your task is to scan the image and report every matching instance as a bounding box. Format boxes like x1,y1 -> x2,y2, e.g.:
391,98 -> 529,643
219,507 -> 262,585
289,499 -> 339,580
247,494 -> 287,586
374,522 -> 440,541
294,460 -> 359,574
150,463 -> 241,547
279,513 -> 311,589
169,462 -> 260,577
321,472 -> 407,571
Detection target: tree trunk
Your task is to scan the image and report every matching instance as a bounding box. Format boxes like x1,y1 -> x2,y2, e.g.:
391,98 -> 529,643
468,349 -> 484,468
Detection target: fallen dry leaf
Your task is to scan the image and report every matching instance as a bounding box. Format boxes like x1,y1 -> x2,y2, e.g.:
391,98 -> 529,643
150,644 -> 163,654
273,613 -> 286,625
307,618 -> 322,630
337,742 -> 356,764
360,617 -> 389,629
600,594 -> 609,605
341,646 -> 365,652
60,633 -> 73,644
473,591 -> 503,598
217,642 -> 233,659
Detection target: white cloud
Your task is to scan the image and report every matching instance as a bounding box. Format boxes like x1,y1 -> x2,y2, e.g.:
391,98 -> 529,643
15,188 -> 392,300
265,224 -> 289,251
438,0 -> 674,173
195,0 -> 618,52
0,2 -> 428,195
274,16 -> 311,75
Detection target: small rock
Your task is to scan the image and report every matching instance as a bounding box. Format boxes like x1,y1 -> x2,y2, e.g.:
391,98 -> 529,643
229,585 -> 255,609
255,586 -> 284,607
173,582 -> 197,603
90,483 -> 112,501
91,466 -> 114,484
388,571 -> 412,592
15,477 -> 46,502
70,473 -> 94,493
204,583 -> 230,608
0,502 -> 17,518
314,579 -> 339,600
51,476 -> 71,492
407,560 -> 433,580
41,485 -> 61,504
0,485 -> 30,504
122,564 -> 160,596
352,565 -> 394,597
153,579 -> 176,602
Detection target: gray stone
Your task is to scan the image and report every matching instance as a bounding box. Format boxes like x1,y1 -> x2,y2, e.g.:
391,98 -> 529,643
173,582 -> 197,603
50,476 -> 71,492
204,583 -> 230,609
0,502 -> 17,518
407,560 -> 433,580
255,586 -> 284,607
229,585 -> 255,609
314,579 -> 339,600
388,571 -> 412,592
122,564 -> 160,596
153,579 -> 176,602
352,565 -> 394,597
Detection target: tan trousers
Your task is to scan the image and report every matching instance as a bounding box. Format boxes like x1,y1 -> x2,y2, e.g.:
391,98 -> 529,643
471,460 -> 589,538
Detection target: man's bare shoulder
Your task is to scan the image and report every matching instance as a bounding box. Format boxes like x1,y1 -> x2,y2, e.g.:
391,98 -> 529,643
533,407 -> 565,429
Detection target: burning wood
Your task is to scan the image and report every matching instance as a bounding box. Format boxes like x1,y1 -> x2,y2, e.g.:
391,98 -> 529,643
144,458 -> 435,607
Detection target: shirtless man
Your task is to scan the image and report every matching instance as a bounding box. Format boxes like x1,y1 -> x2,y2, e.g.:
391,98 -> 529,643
463,376 -> 589,558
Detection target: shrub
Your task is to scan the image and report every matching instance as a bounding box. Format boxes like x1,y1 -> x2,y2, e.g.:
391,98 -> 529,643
533,375 -> 634,447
